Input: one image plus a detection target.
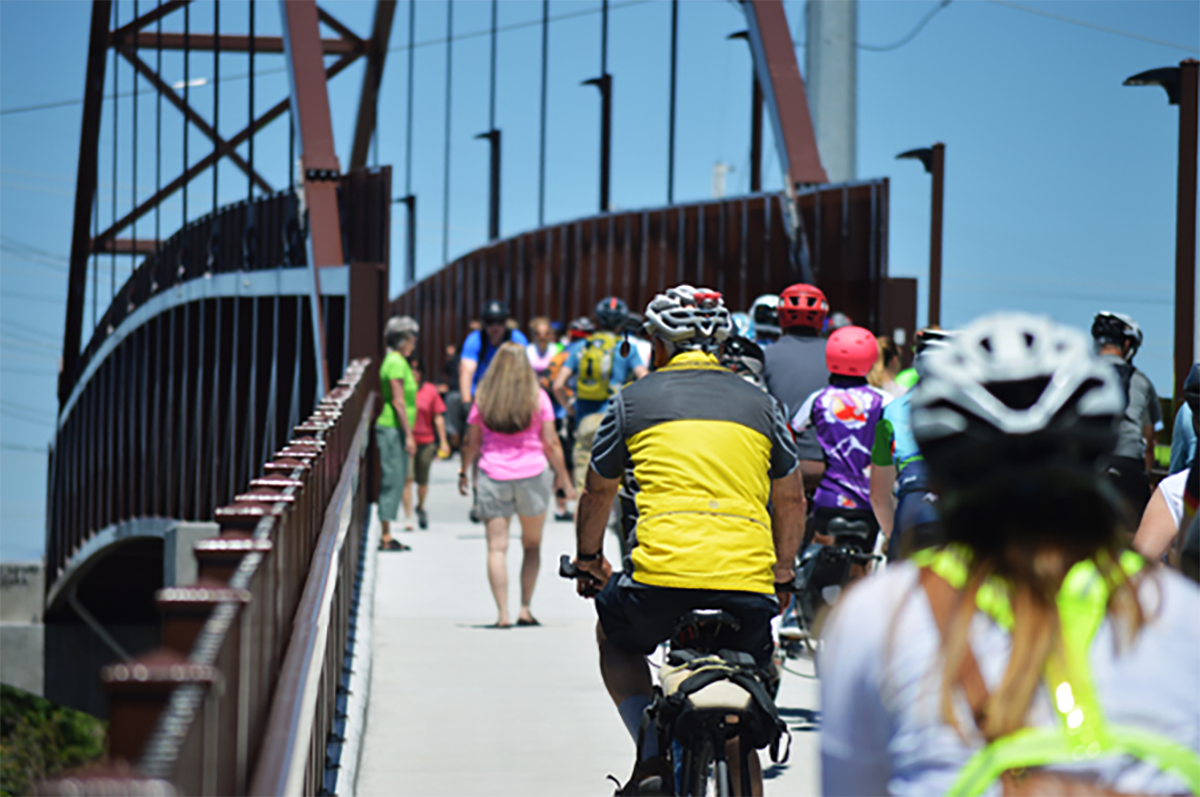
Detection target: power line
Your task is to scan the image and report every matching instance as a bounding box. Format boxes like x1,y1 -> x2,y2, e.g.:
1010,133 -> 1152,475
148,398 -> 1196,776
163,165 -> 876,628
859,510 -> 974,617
0,291 -> 63,305
858,1 -> 951,52
0,442 -> 47,454
985,0 -> 1199,54
0,1 -> 653,118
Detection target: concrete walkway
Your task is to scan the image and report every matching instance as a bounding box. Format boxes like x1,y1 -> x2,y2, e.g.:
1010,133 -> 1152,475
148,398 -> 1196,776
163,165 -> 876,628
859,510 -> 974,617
357,458 -> 821,796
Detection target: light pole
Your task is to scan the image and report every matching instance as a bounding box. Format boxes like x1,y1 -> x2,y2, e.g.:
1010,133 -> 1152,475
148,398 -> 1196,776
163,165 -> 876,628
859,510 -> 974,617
1125,59 -> 1198,410
728,31 -> 764,193
897,143 -> 945,327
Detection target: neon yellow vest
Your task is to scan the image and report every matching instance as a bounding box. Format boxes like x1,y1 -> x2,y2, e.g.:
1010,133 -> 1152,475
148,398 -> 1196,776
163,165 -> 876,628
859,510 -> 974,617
911,545 -> 1200,796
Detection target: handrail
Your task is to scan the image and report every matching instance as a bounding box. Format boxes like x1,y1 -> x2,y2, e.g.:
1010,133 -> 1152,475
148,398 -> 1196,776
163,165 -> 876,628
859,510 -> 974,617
249,388 -> 374,795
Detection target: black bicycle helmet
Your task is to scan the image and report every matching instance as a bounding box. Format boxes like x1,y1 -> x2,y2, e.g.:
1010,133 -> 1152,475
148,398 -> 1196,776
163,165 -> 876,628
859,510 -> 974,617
482,300 -> 510,324
1091,311 -> 1143,361
721,335 -> 766,378
595,296 -> 630,331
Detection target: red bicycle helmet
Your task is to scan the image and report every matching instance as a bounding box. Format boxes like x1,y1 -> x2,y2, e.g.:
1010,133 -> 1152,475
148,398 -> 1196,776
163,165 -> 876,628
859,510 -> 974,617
826,325 -> 878,376
779,283 -> 829,331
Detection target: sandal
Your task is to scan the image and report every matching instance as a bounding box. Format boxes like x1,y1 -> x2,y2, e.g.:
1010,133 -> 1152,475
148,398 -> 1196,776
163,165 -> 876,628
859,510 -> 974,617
378,538 -> 411,551
484,622 -> 512,629
516,616 -> 541,627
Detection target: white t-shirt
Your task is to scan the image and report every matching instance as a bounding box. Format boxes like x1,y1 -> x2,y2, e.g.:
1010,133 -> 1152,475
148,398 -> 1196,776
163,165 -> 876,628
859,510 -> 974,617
1159,470 -> 1189,528
820,562 -> 1200,796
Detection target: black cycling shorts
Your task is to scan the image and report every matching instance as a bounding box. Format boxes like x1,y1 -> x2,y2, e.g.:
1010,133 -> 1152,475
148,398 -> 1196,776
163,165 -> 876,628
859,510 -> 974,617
594,574 -> 778,668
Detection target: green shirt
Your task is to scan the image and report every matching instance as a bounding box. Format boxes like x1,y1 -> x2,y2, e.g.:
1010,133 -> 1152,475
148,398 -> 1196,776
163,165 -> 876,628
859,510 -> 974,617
378,350 -> 418,428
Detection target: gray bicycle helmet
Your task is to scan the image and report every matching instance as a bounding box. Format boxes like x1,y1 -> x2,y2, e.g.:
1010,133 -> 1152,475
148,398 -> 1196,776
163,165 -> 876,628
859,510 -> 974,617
912,312 -> 1124,491
1091,311 -> 1143,362
385,315 -> 419,348
643,284 -> 731,357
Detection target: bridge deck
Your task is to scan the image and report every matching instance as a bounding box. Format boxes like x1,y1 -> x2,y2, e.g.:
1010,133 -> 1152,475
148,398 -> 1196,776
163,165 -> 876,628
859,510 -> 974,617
358,458 -> 820,796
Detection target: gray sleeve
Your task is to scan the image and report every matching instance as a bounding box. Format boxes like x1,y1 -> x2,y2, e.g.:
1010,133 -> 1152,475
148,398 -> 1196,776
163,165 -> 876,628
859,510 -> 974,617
1135,372 -> 1162,426
589,397 -> 628,480
769,398 -> 800,479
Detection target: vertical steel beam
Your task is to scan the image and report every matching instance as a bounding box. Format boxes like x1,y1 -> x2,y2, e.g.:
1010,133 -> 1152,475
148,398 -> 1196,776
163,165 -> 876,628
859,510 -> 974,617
1175,60 -> 1197,408
280,0 -> 339,397
741,0 -> 827,187
350,1 -> 398,171
750,78 -> 763,193
928,143 -> 945,327
61,0 -> 114,405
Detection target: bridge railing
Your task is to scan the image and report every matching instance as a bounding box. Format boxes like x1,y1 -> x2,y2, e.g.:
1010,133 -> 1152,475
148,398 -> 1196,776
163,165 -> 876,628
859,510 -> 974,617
39,358 -> 376,796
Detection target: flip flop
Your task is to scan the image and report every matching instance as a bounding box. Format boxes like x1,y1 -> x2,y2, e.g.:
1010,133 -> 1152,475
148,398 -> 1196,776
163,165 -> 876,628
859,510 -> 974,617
485,622 -> 512,629
516,617 -> 541,627
378,539 -> 411,551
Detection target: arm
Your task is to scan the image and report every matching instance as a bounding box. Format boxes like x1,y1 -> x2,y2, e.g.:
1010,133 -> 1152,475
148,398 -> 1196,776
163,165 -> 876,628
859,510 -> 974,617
541,420 -> 576,500
552,365 -> 574,411
458,424 -> 481,496
1132,486 -> 1178,561
870,465 -> 897,539
632,364 -> 649,380
459,359 -> 478,404
574,466 -> 620,589
1169,406 -> 1193,474
391,378 -> 417,455
1144,424 -> 1157,472
434,413 -> 450,454
770,468 -> 806,584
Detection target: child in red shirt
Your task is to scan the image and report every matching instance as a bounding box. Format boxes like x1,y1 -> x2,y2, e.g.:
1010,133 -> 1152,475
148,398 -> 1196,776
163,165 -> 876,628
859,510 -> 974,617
406,358 -> 451,529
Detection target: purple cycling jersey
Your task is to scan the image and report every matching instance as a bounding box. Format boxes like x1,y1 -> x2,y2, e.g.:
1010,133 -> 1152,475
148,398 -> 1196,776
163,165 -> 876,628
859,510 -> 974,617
791,383 -> 891,511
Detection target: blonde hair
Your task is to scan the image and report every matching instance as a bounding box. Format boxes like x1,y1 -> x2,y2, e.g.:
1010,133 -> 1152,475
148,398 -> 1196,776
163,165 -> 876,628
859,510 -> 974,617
475,342 -> 540,434
867,335 -> 901,388
529,316 -> 552,337
933,502 -> 1147,741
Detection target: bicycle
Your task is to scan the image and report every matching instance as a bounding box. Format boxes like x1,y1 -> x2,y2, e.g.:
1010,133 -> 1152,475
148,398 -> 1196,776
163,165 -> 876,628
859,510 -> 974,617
784,515 -> 881,654
560,556 -> 790,797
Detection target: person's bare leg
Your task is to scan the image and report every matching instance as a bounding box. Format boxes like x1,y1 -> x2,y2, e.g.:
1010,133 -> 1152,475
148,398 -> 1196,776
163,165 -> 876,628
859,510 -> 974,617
417,483 -> 429,511
381,519 -> 392,544
597,621 -> 653,705
725,739 -> 763,796
485,517 -> 511,626
516,512 -> 546,622
401,478 -> 414,529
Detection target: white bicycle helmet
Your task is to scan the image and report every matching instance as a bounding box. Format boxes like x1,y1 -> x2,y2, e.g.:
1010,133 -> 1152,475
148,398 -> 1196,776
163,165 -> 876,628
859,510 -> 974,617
912,312 -> 1123,491
643,284 -> 732,357
749,294 -> 780,338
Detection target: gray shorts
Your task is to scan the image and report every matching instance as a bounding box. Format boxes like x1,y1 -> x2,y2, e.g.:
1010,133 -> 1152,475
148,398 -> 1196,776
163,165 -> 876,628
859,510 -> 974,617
476,467 -> 552,519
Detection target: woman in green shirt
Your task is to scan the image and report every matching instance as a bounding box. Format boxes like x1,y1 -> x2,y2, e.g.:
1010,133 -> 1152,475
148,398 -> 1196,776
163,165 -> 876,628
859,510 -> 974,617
378,316 -> 419,550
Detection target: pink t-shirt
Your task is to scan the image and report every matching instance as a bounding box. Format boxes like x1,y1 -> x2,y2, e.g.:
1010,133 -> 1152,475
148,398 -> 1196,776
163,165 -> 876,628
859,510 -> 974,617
467,389 -> 554,481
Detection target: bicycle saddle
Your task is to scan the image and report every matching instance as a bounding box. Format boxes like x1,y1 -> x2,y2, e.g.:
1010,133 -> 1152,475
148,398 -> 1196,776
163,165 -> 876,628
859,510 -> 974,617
826,516 -> 873,546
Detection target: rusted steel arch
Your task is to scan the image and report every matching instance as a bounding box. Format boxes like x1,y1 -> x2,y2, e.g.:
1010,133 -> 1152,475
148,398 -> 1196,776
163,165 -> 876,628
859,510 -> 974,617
61,0 -> 386,406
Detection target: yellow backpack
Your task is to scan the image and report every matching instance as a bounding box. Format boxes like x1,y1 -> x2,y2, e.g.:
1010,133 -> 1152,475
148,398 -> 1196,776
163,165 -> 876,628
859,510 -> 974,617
576,331 -> 620,402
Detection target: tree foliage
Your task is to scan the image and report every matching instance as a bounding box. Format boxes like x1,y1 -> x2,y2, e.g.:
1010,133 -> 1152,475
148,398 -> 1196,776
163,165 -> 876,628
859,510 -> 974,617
0,685 -> 106,796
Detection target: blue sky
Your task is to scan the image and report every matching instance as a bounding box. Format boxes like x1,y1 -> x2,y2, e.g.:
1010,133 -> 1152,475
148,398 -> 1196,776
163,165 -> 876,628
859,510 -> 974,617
2,0 -> 1197,560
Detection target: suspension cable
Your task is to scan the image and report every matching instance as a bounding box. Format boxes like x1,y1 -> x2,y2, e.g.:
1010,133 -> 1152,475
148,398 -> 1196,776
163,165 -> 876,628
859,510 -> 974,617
404,0 -> 414,196
183,1 -> 189,230
537,0 -> 547,227
212,0 -> 219,222
111,0 -> 118,299
155,0 -> 162,264
132,0 -> 139,281
441,0 -> 453,266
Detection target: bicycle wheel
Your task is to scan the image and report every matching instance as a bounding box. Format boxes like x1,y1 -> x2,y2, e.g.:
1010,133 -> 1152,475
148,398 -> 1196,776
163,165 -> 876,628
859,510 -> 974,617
683,737 -> 713,797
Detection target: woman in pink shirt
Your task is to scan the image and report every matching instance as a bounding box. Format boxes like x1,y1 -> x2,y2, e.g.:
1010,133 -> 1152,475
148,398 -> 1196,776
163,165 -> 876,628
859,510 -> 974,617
459,343 -> 575,628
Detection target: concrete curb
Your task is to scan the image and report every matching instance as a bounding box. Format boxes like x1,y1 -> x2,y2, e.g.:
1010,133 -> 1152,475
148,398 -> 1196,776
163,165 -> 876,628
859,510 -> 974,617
338,503 -> 381,797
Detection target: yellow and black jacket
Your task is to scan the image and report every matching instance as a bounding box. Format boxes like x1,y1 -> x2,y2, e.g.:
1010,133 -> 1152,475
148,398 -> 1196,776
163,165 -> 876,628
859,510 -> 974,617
590,351 -> 799,594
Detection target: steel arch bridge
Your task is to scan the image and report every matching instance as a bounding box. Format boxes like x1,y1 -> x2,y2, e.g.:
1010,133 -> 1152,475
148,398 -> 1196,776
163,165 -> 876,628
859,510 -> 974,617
39,1 -> 913,792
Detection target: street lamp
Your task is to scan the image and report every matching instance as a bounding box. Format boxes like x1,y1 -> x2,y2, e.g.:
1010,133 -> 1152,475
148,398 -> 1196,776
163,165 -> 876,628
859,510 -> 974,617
896,143 -> 945,327
1124,59 -> 1198,409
